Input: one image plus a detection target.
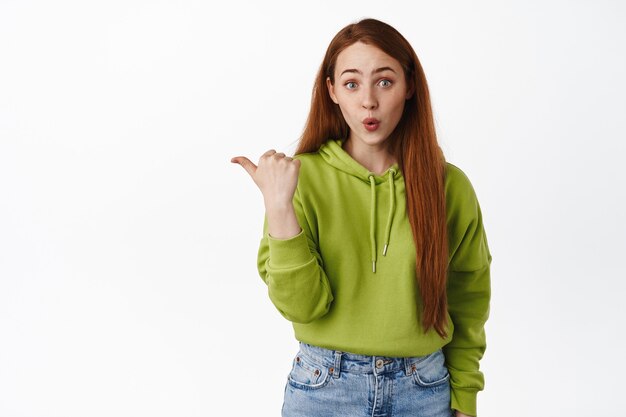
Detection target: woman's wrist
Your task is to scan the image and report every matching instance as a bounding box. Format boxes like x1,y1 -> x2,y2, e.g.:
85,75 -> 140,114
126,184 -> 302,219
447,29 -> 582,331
266,202 -> 301,239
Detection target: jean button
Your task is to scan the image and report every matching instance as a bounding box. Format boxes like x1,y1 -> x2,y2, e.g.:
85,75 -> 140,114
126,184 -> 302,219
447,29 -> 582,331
375,359 -> 384,368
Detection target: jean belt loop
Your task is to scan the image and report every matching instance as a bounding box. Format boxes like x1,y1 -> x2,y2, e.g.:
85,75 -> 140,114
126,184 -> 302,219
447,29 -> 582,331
403,357 -> 413,376
332,350 -> 342,379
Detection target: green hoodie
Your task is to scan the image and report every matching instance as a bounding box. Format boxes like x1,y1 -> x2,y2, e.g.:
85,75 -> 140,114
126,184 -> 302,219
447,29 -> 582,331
257,138 -> 492,416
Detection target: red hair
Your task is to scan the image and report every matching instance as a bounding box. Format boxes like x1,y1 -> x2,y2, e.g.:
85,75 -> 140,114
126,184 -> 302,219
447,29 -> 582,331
295,18 -> 450,338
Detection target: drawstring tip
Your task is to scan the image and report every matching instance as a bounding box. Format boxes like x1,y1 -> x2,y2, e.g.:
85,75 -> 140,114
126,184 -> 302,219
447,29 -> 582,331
372,261 -> 376,273
383,244 -> 388,256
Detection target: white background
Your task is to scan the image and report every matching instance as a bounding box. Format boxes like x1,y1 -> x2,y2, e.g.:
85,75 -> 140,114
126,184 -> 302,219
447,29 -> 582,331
1,1 -> 625,416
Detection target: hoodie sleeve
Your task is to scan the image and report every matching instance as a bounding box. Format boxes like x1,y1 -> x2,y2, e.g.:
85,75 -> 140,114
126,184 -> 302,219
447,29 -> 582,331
443,170 -> 492,417
256,184 -> 334,324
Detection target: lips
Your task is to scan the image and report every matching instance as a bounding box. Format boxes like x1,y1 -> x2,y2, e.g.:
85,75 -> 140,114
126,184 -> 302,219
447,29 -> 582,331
363,117 -> 380,132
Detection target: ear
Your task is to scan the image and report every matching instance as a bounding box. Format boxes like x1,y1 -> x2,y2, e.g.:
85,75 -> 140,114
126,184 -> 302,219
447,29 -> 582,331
326,76 -> 339,104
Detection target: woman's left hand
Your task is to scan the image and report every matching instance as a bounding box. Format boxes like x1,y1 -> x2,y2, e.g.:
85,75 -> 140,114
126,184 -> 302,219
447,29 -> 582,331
454,411 -> 474,417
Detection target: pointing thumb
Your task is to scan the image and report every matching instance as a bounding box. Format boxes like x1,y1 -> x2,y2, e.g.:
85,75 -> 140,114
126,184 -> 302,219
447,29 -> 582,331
231,156 -> 257,178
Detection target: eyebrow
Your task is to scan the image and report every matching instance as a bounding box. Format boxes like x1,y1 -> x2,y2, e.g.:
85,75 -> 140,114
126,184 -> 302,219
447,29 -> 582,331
340,67 -> 397,77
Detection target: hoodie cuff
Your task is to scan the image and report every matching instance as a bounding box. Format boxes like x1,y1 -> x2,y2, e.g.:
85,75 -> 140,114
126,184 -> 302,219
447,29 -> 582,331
267,228 -> 314,269
451,388 -> 478,416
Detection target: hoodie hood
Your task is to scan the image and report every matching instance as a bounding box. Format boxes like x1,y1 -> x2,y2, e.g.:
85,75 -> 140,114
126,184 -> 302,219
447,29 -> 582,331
318,138 -> 402,274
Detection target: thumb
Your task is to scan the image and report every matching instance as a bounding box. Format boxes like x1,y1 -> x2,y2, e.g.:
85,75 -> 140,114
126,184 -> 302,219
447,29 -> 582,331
231,156 -> 257,178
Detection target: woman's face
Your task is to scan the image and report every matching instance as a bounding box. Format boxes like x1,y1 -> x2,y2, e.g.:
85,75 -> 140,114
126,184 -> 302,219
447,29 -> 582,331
326,41 -> 413,150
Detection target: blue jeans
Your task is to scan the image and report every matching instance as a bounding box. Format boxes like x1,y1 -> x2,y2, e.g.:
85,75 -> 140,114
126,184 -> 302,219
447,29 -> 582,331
282,342 -> 455,417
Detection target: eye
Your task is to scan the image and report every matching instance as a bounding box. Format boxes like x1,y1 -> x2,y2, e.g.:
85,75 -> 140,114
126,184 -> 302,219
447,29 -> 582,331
379,79 -> 392,87
345,81 -> 358,90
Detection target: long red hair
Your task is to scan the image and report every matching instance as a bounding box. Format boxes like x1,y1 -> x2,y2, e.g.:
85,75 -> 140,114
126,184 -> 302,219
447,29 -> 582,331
294,18 -> 450,338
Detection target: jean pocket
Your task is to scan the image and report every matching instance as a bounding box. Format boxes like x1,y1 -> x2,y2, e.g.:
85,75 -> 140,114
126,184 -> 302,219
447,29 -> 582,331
287,352 -> 331,391
411,349 -> 450,388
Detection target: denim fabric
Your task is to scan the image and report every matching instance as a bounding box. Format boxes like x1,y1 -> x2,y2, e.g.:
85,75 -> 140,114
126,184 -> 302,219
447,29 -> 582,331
282,342 -> 455,417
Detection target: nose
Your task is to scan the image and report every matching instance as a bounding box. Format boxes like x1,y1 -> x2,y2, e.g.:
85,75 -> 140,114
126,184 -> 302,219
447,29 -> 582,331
361,86 -> 378,110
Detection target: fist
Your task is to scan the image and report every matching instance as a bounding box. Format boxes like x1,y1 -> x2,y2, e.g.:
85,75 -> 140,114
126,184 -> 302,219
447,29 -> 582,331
231,149 -> 301,207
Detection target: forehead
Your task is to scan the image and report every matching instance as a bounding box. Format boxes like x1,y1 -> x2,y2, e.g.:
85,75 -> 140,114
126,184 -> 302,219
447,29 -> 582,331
335,42 -> 401,75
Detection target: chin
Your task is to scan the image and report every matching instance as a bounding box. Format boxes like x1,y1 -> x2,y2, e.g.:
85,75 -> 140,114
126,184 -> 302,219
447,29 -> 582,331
363,133 -> 391,145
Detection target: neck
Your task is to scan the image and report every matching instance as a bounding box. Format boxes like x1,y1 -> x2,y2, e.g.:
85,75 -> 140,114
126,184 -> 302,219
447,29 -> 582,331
342,137 -> 397,175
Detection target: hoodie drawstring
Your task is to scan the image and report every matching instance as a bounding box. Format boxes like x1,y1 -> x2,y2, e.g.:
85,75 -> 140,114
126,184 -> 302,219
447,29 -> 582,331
383,169 -> 396,256
368,175 -> 377,273
368,168 -> 397,273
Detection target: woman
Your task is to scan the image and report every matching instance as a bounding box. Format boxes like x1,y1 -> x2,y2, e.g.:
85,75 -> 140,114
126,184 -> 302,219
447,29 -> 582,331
231,18 -> 492,417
